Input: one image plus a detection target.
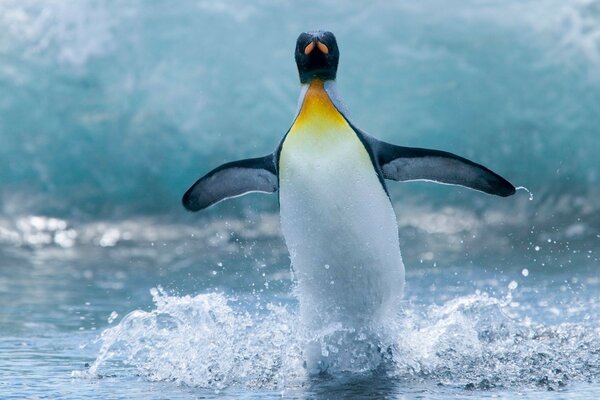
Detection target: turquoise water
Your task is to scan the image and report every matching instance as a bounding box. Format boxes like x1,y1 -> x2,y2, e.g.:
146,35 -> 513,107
1,0 -> 599,398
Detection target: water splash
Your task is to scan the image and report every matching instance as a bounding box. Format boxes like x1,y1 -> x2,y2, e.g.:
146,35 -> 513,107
75,287 -> 600,391
394,292 -> 600,389
515,186 -> 534,201
75,288 -> 306,389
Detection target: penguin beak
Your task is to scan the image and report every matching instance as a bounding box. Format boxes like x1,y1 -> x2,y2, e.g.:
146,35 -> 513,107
304,41 -> 315,55
304,39 -> 329,55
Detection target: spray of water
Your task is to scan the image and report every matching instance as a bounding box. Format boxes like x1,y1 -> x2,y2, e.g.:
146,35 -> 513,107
74,285 -> 600,391
516,186 -> 534,201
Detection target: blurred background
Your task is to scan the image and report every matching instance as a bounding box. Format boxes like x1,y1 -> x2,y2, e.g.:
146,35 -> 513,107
0,1 -> 599,398
0,0 -> 598,214
1,0 -> 598,259
0,0 -> 597,268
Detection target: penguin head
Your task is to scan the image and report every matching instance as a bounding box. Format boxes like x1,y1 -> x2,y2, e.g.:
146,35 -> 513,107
295,31 -> 339,84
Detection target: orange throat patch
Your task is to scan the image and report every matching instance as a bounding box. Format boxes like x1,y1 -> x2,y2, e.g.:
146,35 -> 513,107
291,80 -> 347,134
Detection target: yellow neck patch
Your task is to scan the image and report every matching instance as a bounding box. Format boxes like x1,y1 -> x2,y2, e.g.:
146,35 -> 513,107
279,81 -> 373,179
290,80 -> 347,135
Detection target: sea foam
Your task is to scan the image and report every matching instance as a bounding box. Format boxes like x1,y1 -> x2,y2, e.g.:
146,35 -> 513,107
76,286 -> 600,391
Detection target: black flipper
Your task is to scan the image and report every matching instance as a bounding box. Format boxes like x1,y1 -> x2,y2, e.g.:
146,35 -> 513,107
372,140 -> 515,197
182,154 -> 278,211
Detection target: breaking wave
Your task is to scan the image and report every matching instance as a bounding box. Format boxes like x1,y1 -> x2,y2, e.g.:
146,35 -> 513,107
0,0 -> 599,218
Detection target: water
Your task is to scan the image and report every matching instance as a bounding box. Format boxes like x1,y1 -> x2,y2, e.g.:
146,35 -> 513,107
1,0 -> 599,398
1,213 -> 598,398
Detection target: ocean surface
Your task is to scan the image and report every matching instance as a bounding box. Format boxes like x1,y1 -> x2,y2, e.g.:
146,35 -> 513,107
0,0 -> 599,398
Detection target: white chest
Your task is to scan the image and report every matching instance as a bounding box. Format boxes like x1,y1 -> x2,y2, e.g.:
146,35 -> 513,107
278,117 -> 405,328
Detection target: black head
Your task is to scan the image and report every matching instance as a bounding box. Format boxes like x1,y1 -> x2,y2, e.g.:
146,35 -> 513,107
295,31 -> 339,84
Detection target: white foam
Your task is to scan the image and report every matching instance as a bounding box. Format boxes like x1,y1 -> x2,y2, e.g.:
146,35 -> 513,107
76,288 -> 600,391
0,0 -> 113,66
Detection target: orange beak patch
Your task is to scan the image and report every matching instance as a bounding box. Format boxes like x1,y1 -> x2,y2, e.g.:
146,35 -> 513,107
304,42 -> 315,55
316,41 -> 329,54
304,40 -> 329,55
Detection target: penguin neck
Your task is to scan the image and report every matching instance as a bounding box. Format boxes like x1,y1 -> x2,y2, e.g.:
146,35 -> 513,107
293,79 -> 350,123
292,80 -> 346,133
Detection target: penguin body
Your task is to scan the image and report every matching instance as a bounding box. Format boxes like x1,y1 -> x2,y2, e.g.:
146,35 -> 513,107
182,31 -> 515,373
279,80 -> 404,329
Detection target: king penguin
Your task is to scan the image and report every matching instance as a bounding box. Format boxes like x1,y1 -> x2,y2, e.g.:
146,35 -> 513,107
183,31 -> 515,372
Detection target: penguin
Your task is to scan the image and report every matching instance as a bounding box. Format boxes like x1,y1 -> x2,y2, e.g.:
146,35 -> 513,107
182,31 -> 515,372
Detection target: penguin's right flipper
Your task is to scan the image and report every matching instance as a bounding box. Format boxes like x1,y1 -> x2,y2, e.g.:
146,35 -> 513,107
373,141 -> 515,197
182,154 -> 278,211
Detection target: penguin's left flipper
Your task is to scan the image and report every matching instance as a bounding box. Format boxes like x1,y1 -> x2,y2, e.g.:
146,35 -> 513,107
374,141 -> 515,197
182,154 -> 278,211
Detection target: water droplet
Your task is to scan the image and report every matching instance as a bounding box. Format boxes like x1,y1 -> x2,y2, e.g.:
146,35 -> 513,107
108,311 -> 118,324
521,268 -> 529,277
515,186 -> 534,201
508,280 -> 518,290
534,246 -> 540,251
324,264 -> 330,269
